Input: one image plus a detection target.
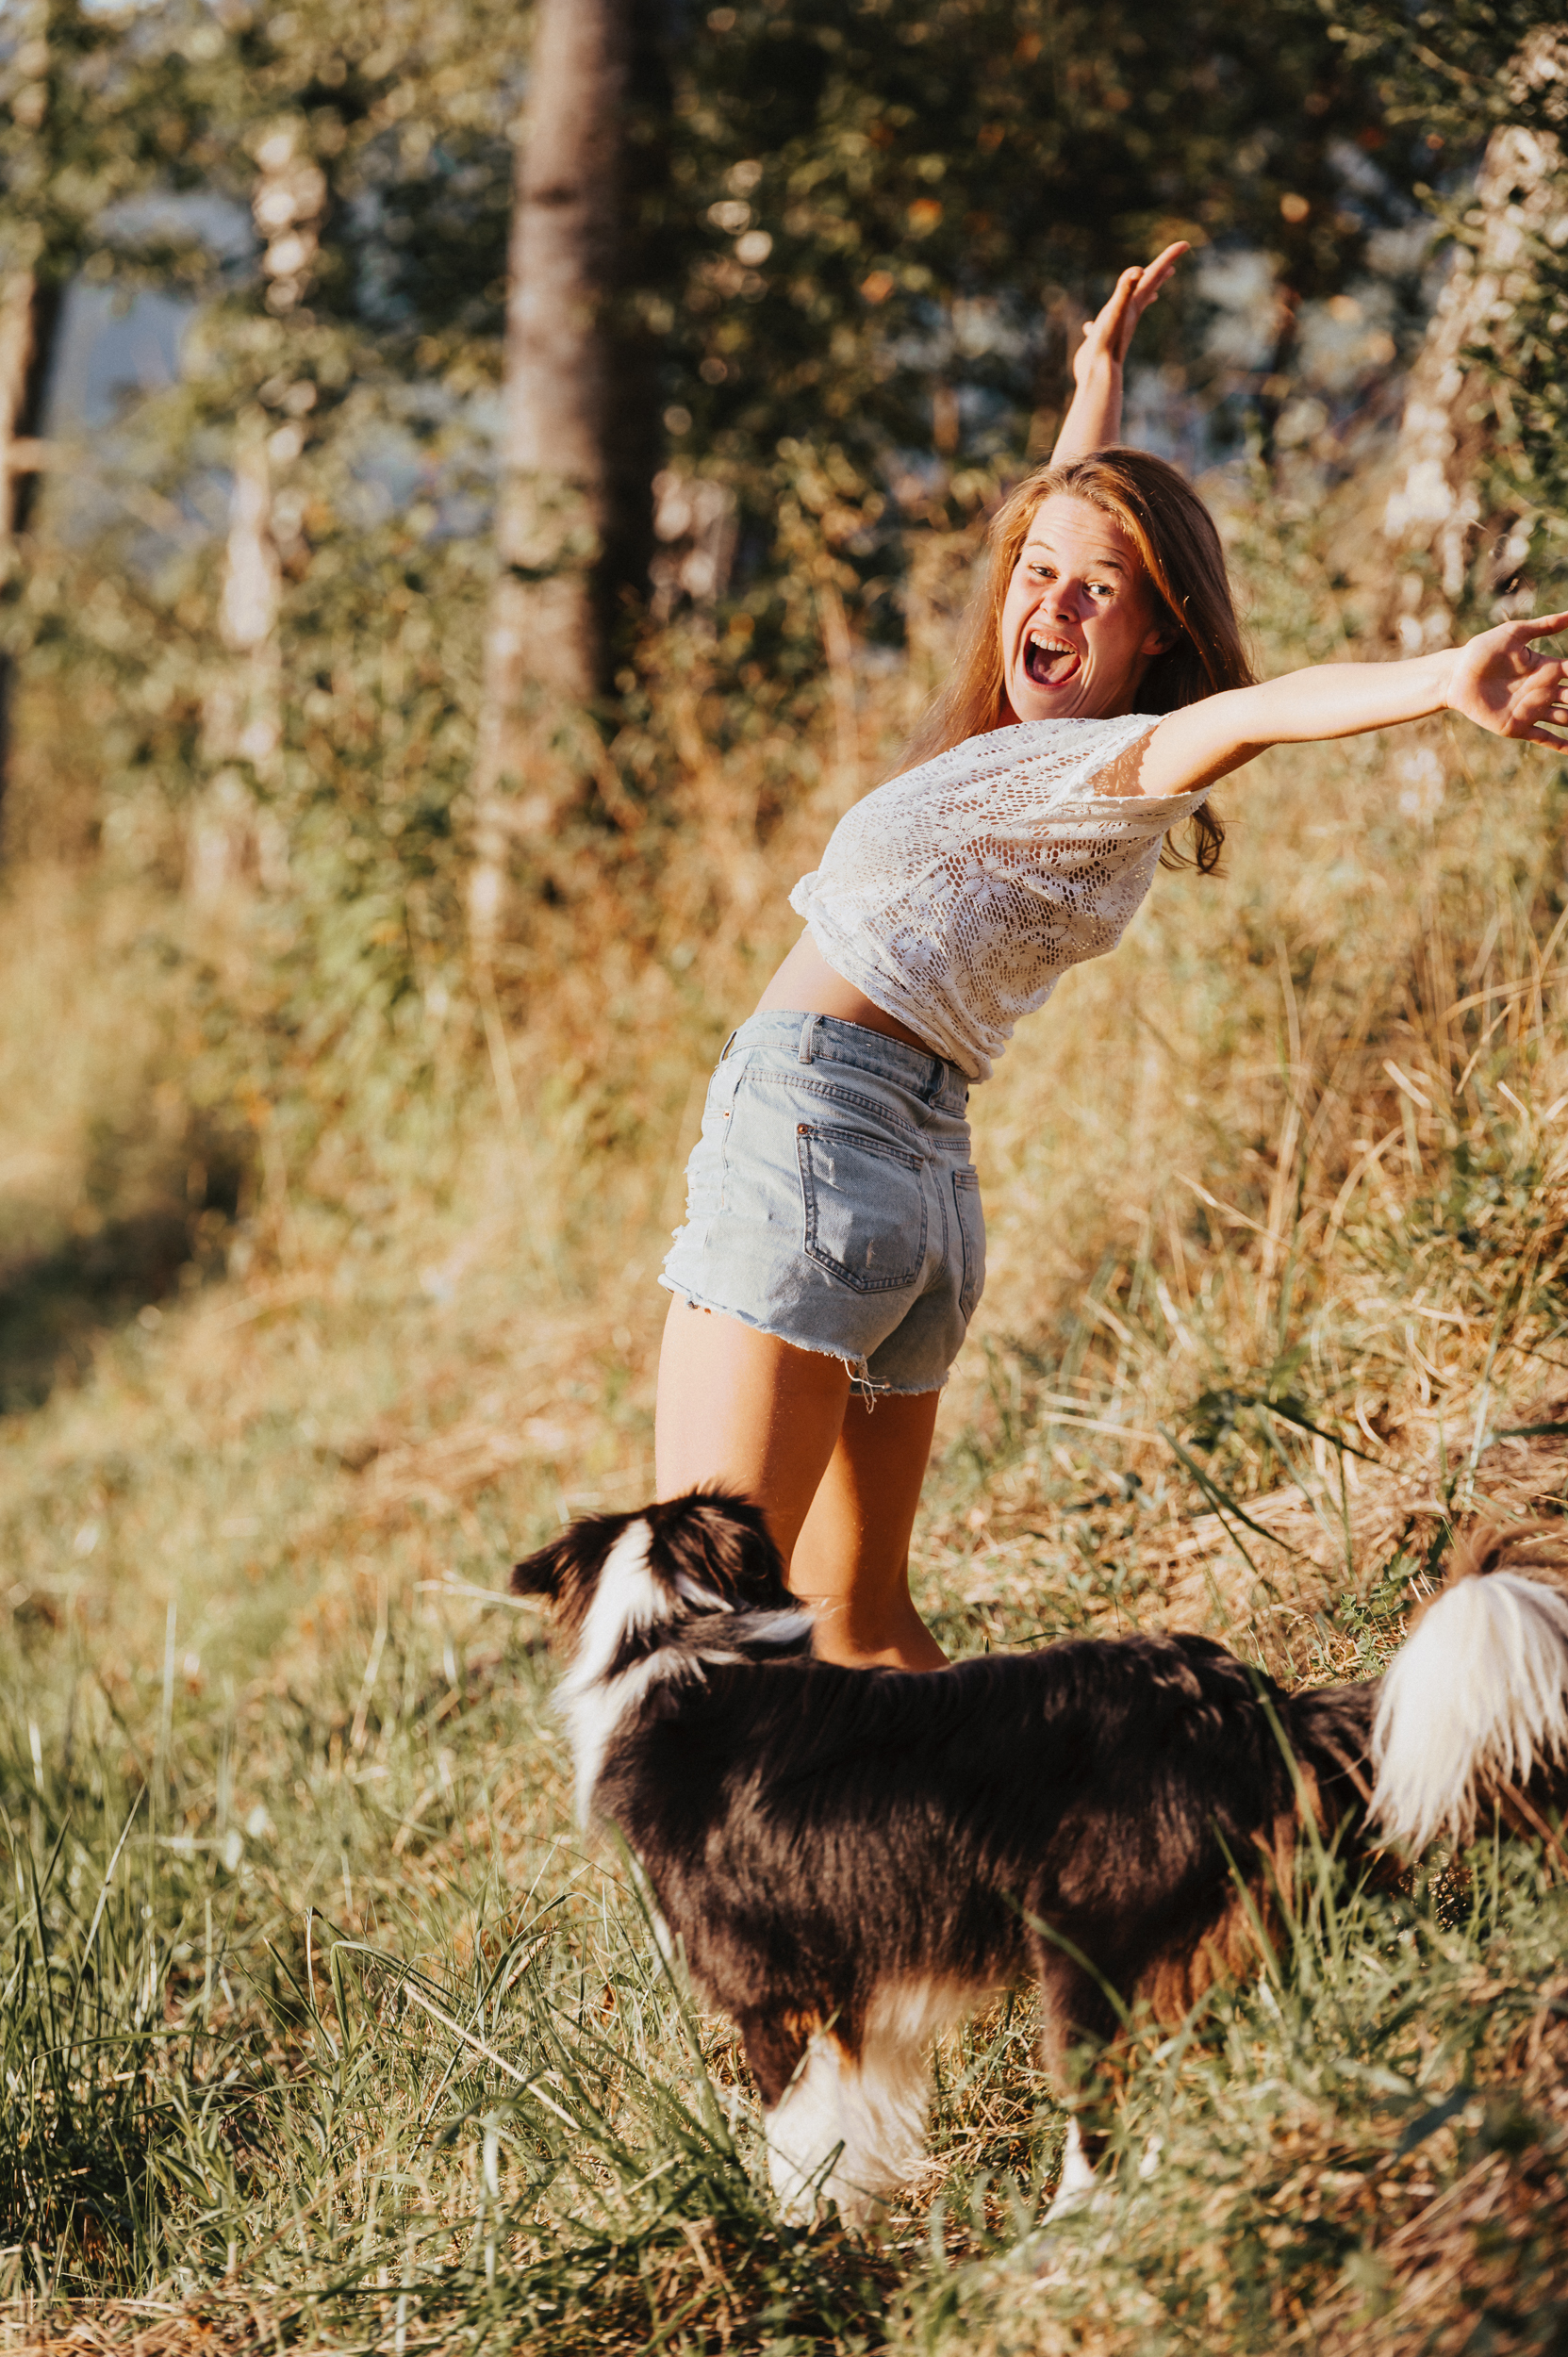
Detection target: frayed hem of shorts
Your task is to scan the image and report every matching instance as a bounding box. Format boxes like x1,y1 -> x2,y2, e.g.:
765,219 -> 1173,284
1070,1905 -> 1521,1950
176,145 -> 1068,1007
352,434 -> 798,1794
655,1272 -> 949,1402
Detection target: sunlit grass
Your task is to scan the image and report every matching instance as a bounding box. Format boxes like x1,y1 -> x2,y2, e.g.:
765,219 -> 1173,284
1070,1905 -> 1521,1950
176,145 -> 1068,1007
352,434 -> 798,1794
4,504 -> 1568,2349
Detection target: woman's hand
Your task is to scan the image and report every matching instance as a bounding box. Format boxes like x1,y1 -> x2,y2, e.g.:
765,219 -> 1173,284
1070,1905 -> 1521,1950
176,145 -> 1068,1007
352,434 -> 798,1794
1444,612 -> 1568,746
1050,242 -> 1189,466
1071,241 -> 1189,389
1137,610 -> 1568,802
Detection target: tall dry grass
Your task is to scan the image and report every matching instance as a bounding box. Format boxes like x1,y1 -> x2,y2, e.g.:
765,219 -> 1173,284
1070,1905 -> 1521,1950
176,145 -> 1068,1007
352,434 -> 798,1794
3,484 -> 1568,2352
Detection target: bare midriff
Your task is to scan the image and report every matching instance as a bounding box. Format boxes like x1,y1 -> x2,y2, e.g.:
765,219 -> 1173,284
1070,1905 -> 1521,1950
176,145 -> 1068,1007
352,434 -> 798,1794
751,932 -> 943,1058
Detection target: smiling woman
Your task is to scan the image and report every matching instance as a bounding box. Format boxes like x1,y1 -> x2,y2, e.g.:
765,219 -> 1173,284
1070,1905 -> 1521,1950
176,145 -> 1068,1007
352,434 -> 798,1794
906,448 -> 1256,875
1009,500 -> 1162,710
652,247 -> 1568,1673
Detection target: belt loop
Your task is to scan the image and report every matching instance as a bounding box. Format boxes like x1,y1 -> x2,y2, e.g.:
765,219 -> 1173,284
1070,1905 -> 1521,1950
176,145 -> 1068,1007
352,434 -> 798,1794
719,1028 -> 739,1062
799,1013 -> 817,1065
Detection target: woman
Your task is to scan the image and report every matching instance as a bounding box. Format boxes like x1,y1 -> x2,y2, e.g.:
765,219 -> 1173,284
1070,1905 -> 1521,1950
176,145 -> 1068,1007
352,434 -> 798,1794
655,252 -> 1568,1671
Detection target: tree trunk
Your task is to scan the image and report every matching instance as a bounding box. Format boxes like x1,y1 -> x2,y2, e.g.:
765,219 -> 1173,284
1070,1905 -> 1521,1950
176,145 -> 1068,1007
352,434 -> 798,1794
0,270 -> 63,823
469,0 -> 665,959
190,427 -> 286,902
1382,29 -> 1568,650
190,120 -> 325,902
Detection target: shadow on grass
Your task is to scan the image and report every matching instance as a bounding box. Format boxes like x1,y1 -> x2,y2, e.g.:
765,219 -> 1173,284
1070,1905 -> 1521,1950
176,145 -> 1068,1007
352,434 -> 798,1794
0,1173 -> 243,1413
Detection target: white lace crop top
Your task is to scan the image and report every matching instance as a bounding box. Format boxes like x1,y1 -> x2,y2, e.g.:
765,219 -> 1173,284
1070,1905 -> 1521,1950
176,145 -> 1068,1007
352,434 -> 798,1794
788,713 -> 1213,1082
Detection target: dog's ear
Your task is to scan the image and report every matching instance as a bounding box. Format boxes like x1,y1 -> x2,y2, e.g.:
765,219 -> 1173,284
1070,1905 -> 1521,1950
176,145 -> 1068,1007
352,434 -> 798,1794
512,1538 -> 569,1600
648,1488 -> 790,1607
512,1508 -> 651,1614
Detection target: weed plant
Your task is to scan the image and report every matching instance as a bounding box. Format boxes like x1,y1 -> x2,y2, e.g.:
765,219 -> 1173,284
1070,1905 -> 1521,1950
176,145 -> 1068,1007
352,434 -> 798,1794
4,494 -> 1568,2349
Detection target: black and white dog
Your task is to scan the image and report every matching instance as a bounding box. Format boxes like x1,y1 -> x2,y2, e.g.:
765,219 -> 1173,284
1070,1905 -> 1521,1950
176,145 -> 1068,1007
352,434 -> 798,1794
513,1493 -> 1568,2229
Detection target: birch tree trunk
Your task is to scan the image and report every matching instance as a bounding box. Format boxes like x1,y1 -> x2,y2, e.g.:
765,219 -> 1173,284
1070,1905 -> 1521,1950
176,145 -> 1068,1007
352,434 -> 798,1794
0,269 -> 62,818
190,427 -> 286,902
1382,28 -> 1568,650
468,0 -> 635,960
190,118 -> 323,902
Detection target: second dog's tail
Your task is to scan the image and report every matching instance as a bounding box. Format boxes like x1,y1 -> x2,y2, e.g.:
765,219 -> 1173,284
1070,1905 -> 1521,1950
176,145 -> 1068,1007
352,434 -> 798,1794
1371,1523 -> 1568,1852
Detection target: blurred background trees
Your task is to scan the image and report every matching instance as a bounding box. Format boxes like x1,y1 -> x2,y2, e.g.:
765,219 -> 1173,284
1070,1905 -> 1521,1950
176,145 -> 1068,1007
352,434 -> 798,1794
1,0 -> 1566,1195
1345,7 -> 1568,648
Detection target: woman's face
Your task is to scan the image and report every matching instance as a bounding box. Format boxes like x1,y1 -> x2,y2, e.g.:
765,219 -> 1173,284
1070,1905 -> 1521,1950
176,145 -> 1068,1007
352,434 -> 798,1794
999,493 -> 1171,725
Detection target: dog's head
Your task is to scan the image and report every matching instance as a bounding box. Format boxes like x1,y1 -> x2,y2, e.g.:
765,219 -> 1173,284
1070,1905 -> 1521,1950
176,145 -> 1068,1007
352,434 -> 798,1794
514,1492 -> 812,1820
512,1487 -> 809,1668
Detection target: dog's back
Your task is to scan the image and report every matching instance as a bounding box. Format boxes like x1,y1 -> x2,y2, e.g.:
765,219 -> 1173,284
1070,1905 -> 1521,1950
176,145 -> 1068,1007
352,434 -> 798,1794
601,1633 -> 1369,2054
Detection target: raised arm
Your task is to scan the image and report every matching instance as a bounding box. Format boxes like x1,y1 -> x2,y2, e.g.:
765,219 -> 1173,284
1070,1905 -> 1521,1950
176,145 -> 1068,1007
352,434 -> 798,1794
1049,243 -> 1189,467
1135,616 -> 1568,799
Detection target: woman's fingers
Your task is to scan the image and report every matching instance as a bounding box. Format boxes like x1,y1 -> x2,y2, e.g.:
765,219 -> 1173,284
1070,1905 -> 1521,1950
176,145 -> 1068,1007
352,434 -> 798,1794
1450,629 -> 1564,738
1134,240 -> 1190,302
1112,242 -> 1189,359
1081,245 -> 1190,365
1447,609 -> 1568,743
1072,270 -> 1140,381
1068,242 -> 1193,387
1099,267 -> 1143,332
1501,667 -> 1568,739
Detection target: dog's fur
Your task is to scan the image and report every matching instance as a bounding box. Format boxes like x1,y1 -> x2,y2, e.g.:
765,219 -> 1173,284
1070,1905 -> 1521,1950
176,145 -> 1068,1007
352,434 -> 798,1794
513,1494 -> 1568,2227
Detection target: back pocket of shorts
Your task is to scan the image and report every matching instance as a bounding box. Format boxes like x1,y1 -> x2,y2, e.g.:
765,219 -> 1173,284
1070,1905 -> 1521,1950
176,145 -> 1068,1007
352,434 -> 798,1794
953,1166 -> 986,1323
797,1124 -> 926,1294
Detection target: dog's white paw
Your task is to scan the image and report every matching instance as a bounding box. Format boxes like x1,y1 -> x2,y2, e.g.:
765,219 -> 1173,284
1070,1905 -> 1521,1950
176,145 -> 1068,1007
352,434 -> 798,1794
1041,2118 -> 1098,2223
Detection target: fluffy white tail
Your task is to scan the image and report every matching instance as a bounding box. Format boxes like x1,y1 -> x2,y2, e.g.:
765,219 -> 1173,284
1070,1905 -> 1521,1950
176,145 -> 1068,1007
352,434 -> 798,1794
1371,1571 -> 1568,1851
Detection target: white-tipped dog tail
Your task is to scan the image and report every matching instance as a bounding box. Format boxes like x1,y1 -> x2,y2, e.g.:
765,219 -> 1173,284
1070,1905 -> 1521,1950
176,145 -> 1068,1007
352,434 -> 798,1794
1371,1572 -> 1568,1851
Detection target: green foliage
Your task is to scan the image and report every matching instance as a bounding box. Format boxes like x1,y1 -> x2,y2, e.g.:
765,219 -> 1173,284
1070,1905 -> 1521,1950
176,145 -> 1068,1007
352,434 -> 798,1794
1330,2 -> 1568,608
0,0 -> 227,289
1327,1 -> 1568,147
3,0 -> 529,1158
662,0 -> 1423,617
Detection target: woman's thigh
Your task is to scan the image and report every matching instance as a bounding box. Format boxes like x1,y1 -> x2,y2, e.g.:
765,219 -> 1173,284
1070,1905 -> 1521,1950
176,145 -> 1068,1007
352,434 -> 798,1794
654,1296 -> 853,1567
655,1301 -> 944,1661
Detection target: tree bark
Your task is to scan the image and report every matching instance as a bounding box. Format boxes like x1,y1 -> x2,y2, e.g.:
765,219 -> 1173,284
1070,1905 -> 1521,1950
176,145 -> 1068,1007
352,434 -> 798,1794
1382,28 -> 1568,650
190,426 -> 287,902
0,270 -> 63,822
470,0 -> 665,959
190,119 -> 325,902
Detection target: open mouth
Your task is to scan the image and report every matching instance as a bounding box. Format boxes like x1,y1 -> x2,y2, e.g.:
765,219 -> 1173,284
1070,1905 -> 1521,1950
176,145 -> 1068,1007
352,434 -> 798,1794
1022,630 -> 1081,687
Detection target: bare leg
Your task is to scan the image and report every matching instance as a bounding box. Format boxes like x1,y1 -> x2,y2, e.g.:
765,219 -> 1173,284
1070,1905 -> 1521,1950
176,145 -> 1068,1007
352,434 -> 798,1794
792,1390 -> 945,1667
654,1298 -> 946,1668
655,1297 -> 850,1562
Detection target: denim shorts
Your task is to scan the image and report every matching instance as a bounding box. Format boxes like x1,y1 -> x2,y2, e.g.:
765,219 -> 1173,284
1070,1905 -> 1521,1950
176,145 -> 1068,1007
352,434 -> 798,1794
660,1011 -> 985,1396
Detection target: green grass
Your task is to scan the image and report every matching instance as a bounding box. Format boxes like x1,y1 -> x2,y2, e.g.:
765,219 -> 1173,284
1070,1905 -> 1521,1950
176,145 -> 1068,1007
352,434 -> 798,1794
5,1566 -> 1568,2354
6,499 -> 1568,2349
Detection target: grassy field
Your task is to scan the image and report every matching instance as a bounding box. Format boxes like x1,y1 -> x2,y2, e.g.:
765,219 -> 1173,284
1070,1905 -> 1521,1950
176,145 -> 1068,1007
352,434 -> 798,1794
5,494 -> 1568,2352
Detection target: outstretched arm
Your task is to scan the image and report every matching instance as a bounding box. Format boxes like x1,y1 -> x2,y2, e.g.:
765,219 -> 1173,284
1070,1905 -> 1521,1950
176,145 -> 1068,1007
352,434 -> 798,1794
1134,616 -> 1568,799
1049,243 -> 1189,467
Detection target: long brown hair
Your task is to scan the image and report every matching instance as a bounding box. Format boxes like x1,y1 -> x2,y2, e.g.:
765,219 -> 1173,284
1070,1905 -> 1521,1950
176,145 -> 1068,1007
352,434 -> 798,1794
900,449 -> 1255,873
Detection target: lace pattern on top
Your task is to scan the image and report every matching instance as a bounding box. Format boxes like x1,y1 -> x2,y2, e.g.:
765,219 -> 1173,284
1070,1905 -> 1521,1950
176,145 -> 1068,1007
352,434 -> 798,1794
787,713 -> 1213,1081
